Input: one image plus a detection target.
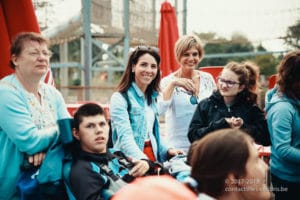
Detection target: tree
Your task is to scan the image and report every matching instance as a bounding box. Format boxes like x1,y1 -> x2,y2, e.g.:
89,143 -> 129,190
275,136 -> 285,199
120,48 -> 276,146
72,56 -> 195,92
284,19 -> 300,49
196,32 -> 280,77
252,55 -> 279,76
196,32 -> 255,67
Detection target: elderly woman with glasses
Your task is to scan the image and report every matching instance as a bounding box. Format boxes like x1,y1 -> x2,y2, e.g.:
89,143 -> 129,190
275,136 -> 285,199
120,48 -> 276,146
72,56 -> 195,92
110,46 -> 184,176
0,32 -> 70,199
158,34 -> 216,153
188,62 -> 270,146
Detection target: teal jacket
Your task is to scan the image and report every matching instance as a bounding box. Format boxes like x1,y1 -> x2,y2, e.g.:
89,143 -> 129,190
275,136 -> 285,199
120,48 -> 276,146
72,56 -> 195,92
0,75 -> 70,200
110,82 -> 169,162
265,87 -> 300,182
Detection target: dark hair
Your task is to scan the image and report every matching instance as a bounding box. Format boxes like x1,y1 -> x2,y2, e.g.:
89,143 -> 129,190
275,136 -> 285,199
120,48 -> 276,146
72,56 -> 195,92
116,46 -> 161,105
224,62 -> 257,104
189,128 -> 252,198
277,50 -> 300,100
10,32 -> 50,69
73,103 -> 105,131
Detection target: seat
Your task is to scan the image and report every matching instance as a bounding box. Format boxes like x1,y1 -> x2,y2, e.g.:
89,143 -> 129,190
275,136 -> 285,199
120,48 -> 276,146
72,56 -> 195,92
63,160 -> 76,200
57,118 -> 77,199
268,74 -> 277,89
199,66 -> 223,82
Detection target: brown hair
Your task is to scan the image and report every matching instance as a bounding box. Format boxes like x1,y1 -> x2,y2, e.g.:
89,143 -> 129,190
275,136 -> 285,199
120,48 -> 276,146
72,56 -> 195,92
243,61 -> 260,93
224,62 -> 257,104
189,128 -> 252,198
10,32 -> 50,69
276,50 -> 300,100
116,46 -> 161,105
174,35 -> 204,63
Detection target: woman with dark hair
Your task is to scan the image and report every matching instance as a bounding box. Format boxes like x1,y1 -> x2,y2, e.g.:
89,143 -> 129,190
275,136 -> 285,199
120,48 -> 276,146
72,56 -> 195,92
110,46 -> 183,174
188,61 -> 270,146
188,128 -> 273,200
265,50 -> 300,200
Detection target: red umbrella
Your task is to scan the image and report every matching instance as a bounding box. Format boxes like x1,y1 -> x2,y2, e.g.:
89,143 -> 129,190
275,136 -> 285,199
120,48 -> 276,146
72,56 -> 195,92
158,1 -> 179,78
0,0 -> 40,79
0,0 -> 55,86
0,2 -> 13,78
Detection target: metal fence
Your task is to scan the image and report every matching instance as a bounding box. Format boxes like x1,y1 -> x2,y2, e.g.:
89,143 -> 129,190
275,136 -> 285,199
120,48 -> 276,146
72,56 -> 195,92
57,85 -> 116,104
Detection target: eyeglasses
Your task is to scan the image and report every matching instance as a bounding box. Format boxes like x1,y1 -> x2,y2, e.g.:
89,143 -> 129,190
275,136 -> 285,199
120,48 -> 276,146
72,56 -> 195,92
175,87 -> 198,105
217,77 -> 240,88
26,50 -> 53,58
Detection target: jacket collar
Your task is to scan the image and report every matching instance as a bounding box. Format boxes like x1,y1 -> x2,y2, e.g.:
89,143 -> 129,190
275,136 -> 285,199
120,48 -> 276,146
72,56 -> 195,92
77,149 -> 113,164
131,81 -> 158,100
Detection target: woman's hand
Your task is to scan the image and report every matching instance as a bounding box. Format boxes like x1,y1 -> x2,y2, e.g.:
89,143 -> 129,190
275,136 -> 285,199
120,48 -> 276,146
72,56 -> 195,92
129,159 -> 150,177
28,152 -> 46,166
225,117 -> 244,129
175,78 -> 196,93
167,148 -> 185,158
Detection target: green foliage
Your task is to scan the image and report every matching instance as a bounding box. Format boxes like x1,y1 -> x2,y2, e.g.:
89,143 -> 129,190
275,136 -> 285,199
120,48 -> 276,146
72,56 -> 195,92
284,19 -> 300,49
198,33 -> 254,67
196,32 -> 280,76
71,78 -> 81,86
49,45 -> 60,62
252,55 -> 279,76
68,40 -> 81,62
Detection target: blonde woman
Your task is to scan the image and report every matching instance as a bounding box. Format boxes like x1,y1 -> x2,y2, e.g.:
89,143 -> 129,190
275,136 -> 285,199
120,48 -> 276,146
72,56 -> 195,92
159,34 -> 216,153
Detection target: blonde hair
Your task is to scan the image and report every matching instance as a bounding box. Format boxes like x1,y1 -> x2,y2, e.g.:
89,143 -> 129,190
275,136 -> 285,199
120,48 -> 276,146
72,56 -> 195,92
174,35 -> 204,63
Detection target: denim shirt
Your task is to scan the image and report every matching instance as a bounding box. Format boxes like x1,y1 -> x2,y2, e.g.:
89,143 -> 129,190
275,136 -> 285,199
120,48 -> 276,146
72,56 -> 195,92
110,82 -> 169,162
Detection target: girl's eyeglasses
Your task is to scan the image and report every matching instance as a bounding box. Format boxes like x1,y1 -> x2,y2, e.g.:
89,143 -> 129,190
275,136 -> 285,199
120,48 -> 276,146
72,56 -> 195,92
217,77 -> 240,88
175,88 -> 198,105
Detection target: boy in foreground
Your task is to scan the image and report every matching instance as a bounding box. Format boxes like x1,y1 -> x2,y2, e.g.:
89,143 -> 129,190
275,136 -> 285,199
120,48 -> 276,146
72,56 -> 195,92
69,103 -> 156,200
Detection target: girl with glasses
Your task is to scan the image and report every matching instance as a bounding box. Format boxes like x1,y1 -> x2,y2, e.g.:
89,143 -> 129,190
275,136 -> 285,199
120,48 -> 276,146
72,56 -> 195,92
188,62 -> 270,146
158,35 -> 216,153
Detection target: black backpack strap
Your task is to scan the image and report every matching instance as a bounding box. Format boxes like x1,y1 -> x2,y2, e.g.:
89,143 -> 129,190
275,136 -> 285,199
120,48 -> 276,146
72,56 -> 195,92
98,163 -> 120,181
107,92 -> 131,149
120,91 -> 131,114
96,152 -> 132,181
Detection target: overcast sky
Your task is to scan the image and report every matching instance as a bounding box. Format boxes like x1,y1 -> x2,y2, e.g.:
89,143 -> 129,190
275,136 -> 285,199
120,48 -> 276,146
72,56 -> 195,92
40,0 -> 300,51
185,0 -> 300,50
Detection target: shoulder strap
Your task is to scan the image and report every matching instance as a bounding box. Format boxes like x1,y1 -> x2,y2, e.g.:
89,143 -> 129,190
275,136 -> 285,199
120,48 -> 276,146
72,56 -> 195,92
96,152 -> 134,180
111,151 -> 134,169
98,163 -> 120,181
120,91 -> 132,124
120,91 -> 131,113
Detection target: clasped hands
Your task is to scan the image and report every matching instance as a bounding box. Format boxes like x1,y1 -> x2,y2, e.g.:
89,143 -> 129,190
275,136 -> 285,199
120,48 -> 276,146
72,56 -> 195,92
225,117 -> 244,129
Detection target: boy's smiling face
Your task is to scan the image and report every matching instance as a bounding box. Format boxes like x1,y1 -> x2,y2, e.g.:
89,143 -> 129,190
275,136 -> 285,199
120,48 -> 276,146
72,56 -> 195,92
73,114 -> 109,154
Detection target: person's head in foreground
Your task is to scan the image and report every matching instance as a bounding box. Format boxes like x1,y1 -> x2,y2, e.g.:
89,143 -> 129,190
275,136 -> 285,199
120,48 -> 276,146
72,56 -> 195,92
72,103 -> 109,153
112,175 -> 197,200
276,49 -> 300,100
189,128 -> 274,200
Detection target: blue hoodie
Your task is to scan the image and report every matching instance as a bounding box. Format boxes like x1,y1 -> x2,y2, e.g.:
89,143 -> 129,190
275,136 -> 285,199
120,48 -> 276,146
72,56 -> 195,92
265,87 -> 300,182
